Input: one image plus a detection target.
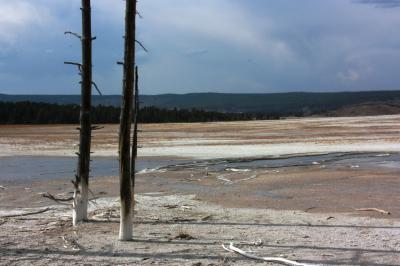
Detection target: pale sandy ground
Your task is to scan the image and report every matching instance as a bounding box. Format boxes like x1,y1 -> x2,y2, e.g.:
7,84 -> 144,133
1,115 -> 400,265
0,115 -> 399,158
1,194 -> 400,266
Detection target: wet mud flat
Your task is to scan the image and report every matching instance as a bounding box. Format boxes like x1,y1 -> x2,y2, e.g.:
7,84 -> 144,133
1,152 -> 399,218
1,151 -> 398,182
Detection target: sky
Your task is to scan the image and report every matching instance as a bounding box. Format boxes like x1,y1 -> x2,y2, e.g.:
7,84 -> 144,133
1,0 -> 400,95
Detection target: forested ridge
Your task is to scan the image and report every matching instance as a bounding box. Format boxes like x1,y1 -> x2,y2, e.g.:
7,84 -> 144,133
0,101 -> 283,124
2,90 -> 399,114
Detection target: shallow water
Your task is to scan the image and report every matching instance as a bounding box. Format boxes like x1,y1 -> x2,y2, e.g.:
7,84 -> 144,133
159,152 -> 400,172
0,152 -> 399,182
0,156 -> 186,182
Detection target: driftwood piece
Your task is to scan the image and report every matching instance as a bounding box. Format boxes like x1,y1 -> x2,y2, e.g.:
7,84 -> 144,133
217,174 -> 257,185
237,239 -> 263,246
0,208 -> 52,218
222,243 -> 317,266
355,208 -> 391,215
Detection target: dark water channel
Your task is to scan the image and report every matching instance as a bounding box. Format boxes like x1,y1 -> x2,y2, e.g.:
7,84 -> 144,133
158,152 -> 400,172
0,156 -> 186,182
0,152 -> 399,182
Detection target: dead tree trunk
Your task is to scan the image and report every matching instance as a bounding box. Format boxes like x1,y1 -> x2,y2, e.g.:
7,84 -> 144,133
73,0 -> 93,226
131,66 -> 139,209
118,0 -> 136,241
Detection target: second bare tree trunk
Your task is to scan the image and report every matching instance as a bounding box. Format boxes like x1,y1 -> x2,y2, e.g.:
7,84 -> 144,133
73,0 -> 92,226
131,66 -> 139,209
118,0 -> 136,240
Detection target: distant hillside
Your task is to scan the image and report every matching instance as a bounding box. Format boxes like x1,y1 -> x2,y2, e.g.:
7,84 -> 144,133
322,101 -> 400,117
1,91 -> 400,115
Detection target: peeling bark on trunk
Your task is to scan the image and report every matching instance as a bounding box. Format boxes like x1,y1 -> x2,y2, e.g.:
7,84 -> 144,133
73,0 -> 92,226
118,0 -> 136,241
131,66 -> 139,209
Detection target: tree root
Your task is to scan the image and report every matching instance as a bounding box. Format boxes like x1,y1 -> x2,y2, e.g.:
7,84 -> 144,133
41,192 -> 73,205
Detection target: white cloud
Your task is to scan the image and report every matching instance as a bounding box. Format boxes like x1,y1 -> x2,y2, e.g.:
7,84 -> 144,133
140,0 -> 294,62
0,1 -> 51,46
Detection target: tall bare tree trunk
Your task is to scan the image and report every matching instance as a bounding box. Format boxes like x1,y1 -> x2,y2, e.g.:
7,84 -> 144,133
131,66 -> 139,209
119,0 -> 136,241
73,0 -> 92,226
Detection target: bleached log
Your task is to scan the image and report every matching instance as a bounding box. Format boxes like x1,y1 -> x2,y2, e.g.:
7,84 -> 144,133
216,174 -> 232,184
237,239 -> 263,246
232,175 -> 257,184
222,243 -> 317,266
355,208 -> 390,215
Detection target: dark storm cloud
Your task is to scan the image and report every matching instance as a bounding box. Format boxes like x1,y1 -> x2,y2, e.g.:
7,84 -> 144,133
1,0 -> 400,94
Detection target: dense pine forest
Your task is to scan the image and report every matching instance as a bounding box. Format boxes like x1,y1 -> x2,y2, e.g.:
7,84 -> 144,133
2,91 -> 400,114
0,101 -> 284,124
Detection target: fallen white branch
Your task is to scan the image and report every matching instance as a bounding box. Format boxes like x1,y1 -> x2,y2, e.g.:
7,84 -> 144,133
355,208 -> 390,215
217,174 -> 257,185
216,174 -> 232,184
137,168 -> 163,174
222,242 -> 318,266
232,175 -> 257,184
225,168 -> 251,172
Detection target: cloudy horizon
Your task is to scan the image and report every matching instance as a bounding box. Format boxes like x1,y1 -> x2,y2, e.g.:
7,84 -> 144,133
1,0 -> 400,95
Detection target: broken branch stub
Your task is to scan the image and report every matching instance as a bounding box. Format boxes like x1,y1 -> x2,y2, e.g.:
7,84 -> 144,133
64,31 -> 82,40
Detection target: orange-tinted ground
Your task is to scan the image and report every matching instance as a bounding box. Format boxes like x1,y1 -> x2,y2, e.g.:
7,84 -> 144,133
1,115 -> 399,218
1,116 -> 400,265
1,164 -> 399,219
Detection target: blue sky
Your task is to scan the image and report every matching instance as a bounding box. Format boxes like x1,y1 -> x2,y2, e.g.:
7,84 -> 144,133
1,0 -> 400,95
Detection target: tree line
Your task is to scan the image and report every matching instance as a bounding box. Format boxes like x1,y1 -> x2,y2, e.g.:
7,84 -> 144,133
0,101 -> 284,124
